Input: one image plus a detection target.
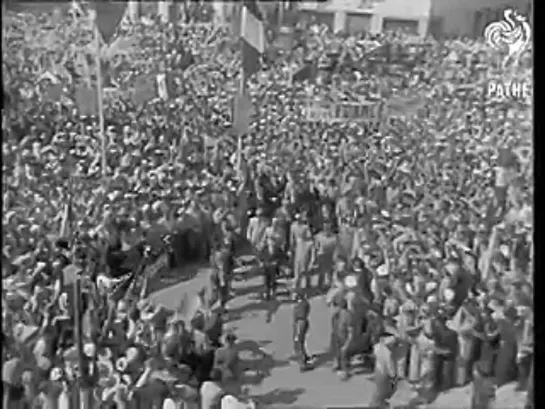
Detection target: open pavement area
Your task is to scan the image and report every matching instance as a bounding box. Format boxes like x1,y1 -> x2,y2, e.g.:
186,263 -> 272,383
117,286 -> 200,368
149,265 -> 527,409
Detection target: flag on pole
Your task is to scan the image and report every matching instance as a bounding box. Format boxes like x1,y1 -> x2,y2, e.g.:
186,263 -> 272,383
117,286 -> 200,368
93,1 -> 126,44
240,0 -> 265,77
233,94 -> 253,136
292,62 -> 318,83
156,73 -> 176,101
59,180 -> 74,240
132,74 -> 156,106
75,86 -> 98,115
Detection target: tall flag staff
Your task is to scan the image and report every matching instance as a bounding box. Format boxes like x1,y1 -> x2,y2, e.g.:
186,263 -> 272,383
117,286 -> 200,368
89,9 -> 107,178
236,0 -> 265,175
89,1 -> 127,177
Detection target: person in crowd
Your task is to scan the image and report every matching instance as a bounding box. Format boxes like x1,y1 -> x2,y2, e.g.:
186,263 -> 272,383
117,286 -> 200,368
291,225 -> 316,296
314,221 -> 339,291
2,6 -> 533,409
246,208 -> 269,253
292,290 -> 312,372
470,361 -> 497,409
369,328 -> 399,409
213,332 -> 240,383
259,235 -> 284,301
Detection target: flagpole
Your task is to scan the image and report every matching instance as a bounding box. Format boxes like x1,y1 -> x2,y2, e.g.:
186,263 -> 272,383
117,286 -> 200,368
236,69 -> 244,177
92,17 -> 107,178
236,2 -> 245,178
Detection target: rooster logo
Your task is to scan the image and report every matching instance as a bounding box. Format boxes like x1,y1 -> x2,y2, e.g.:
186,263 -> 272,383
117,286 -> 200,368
484,9 -> 531,67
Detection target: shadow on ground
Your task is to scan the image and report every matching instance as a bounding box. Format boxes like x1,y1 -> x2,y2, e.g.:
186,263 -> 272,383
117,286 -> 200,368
238,339 -> 291,386
251,387 -> 306,405
227,297 -> 295,323
148,262 -> 206,294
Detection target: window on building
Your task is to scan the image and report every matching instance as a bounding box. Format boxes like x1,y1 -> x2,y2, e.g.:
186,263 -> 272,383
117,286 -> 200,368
473,10 -> 483,39
346,13 -> 372,35
382,18 -> 418,34
300,10 -> 334,30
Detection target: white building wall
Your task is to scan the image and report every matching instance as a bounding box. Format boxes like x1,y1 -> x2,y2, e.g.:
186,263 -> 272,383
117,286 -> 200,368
430,0 -> 532,37
300,0 -> 432,36
299,0 -> 531,37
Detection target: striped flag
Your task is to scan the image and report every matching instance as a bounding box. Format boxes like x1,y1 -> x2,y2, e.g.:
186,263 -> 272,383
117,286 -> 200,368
240,1 -> 265,77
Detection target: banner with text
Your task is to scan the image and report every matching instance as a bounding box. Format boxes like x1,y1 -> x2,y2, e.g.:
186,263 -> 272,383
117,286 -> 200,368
305,99 -> 383,123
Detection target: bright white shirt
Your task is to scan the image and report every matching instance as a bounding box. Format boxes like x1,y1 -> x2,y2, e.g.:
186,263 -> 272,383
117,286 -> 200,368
200,381 -> 225,409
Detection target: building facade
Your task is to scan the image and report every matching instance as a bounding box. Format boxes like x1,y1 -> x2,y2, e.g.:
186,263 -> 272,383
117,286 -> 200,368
298,0 -> 532,38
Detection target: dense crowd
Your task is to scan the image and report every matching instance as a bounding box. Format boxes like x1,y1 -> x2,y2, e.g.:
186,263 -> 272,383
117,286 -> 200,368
3,6 -> 533,409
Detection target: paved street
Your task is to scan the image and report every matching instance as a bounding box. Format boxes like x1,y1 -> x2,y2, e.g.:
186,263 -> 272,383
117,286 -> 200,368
150,266 -> 526,409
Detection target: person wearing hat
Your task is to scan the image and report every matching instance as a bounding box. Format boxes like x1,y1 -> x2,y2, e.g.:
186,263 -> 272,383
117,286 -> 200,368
470,360 -> 496,409
213,331 -> 240,387
369,327 -> 399,409
514,305 -> 533,391
433,308 -> 458,391
494,305 -> 518,387
292,290 -> 312,372
291,225 -> 316,296
330,297 -> 355,381
211,249 -> 232,309
246,207 -> 270,254
259,234 -> 284,301
314,221 -> 339,291
525,359 -> 533,409
396,299 -> 420,382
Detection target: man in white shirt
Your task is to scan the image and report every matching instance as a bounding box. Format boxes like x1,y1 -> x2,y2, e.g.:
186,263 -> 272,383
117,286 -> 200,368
370,330 -> 398,409
200,369 -> 226,409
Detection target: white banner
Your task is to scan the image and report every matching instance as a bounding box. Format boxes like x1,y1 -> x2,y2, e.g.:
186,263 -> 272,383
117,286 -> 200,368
305,99 -> 383,123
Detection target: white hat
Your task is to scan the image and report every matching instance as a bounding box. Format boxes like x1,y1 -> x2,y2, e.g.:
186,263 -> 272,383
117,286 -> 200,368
443,288 -> 455,302
426,295 -> 437,304
376,264 -> 388,277
343,274 -> 358,289
83,343 -> 96,358
425,282 -> 438,293
50,367 -> 63,381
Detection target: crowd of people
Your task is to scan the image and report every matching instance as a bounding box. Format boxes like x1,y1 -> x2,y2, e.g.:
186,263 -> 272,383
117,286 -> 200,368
3,5 -> 533,409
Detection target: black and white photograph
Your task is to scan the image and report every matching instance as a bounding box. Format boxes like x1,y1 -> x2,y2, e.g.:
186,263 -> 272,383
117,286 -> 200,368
2,0 -> 533,408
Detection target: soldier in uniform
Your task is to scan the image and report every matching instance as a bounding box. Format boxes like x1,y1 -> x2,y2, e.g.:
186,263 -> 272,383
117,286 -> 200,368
259,236 -> 284,300
292,291 -> 312,372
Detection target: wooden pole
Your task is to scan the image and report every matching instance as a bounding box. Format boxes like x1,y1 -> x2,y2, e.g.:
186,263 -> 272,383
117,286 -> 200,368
93,21 -> 107,178
278,1 -> 284,29
236,3 -> 245,177
236,70 -> 245,177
